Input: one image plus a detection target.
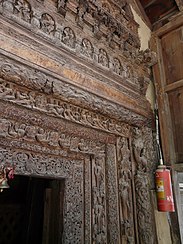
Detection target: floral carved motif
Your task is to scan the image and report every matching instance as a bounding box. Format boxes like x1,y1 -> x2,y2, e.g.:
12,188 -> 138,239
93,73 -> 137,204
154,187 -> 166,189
0,147 -> 84,242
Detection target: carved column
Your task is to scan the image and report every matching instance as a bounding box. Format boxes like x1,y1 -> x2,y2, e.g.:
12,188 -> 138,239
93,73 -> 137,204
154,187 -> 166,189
105,143 -> 120,243
91,153 -> 107,243
117,137 -> 135,244
132,128 -> 156,244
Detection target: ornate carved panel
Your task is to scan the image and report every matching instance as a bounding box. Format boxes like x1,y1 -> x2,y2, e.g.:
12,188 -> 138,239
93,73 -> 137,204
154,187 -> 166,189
117,137 -> 135,243
132,127 -> 157,244
0,0 -> 157,243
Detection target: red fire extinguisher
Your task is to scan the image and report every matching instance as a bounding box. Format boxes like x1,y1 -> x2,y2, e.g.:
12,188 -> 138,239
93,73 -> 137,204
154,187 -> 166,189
155,164 -> 175,212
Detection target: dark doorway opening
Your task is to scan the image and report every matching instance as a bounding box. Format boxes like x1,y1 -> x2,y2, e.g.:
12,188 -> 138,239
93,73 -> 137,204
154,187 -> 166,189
0,175 -> 64,244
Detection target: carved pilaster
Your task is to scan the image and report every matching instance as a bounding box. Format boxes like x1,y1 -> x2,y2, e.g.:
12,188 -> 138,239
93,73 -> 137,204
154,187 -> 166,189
132,128 -> 156,244
91,154 -> 107,243
63,161 -> 84,243
117,137 -> 135,243
105,143 -> 120,243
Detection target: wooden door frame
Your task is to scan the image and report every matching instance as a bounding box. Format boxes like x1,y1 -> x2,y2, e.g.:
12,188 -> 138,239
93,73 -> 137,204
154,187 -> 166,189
150,13 -> 183,242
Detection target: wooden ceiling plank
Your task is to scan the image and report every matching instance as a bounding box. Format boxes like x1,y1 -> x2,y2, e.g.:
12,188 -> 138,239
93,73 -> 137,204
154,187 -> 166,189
174,0 -> 183,11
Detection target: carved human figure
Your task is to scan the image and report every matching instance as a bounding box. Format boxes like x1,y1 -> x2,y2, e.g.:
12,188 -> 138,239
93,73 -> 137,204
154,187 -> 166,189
125,65 -> 131,79
81,38 -> 93,58
40,13 -> 55,34
0,119 -> 11,136
133,129 -> 148,173
98,49 -> 109,67
0,81 -> 15,100
119,169 -> 131,223
62,27 -> 76,48
76,0 -> 89,27
1,0 -> 14,12
14,0 -> 32,22
94,157 -> 103,188
57,0 -> 67,9
35,128 -> 48,143
113,58 -> 122,75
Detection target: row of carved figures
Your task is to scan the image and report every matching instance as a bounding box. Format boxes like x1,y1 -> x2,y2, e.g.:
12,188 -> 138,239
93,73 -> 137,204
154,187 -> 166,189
0,0 -> 156,79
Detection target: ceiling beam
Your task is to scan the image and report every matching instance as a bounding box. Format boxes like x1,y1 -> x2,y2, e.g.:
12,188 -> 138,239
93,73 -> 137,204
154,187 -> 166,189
174,0 -> 183,11
132,0 -> 152,29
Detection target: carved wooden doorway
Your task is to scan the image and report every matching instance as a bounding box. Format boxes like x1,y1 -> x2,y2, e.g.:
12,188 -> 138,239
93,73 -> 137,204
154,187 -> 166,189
0,175 -> 64,244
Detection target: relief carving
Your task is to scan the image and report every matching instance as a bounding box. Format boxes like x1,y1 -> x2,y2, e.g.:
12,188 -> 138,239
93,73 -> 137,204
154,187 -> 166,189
0,0 -> 152,85
81,38 -> 93,59
98,48 -> 109,68
117,137 -> 134,243
76,0 -> 89,28
1,0 -> 14,12
40,13 -> 56,35
92,154 -> 107,243
0,146 -> 84,243
133,127 -> 155,244
57,0 -> 68,16
112,58 -> 123,75
0,118 -> 106,156
62,27 -> 76,48
14,0 -> 32,22
0,78 -> 131,137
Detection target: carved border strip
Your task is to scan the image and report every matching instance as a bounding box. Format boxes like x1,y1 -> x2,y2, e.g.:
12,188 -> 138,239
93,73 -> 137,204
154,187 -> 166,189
0,77 -> 132,137
0,0 -> 150,77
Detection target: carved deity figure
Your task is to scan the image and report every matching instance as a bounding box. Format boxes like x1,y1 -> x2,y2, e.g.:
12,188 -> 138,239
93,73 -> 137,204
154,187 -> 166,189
92,156 -> 106,243
14,0 -> 32,22
40,13 -> 55,35
0,81 -> 15,100
81,38 -> 93,58
113,58 -> 122,75
98,49 -> 109,67
76,0 -> 89,27
133,128 -> 148,173
62,27 -> 76,48
119,169 -> 131,223
1,0 -> 14,13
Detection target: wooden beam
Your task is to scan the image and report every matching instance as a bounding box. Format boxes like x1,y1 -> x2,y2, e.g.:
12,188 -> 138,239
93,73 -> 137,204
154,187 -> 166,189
132,0 -> 152,30
164,79 -> 183,92
175,0 -> 183,11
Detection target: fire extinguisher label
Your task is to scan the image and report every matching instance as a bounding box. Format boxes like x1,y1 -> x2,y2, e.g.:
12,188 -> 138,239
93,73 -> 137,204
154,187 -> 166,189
156,179 -> 166,199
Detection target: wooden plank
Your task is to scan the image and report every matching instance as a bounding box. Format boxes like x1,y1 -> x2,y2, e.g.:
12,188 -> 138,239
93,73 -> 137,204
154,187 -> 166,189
154,13 -> 183,37
175,0 -> 183,11
165,79 -> 183,92
131,0 -> 152,29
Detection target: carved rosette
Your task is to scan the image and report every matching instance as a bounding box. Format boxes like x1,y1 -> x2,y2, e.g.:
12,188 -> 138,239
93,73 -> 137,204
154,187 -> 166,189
132,127 -> 156,244
117,137 -> 135,243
